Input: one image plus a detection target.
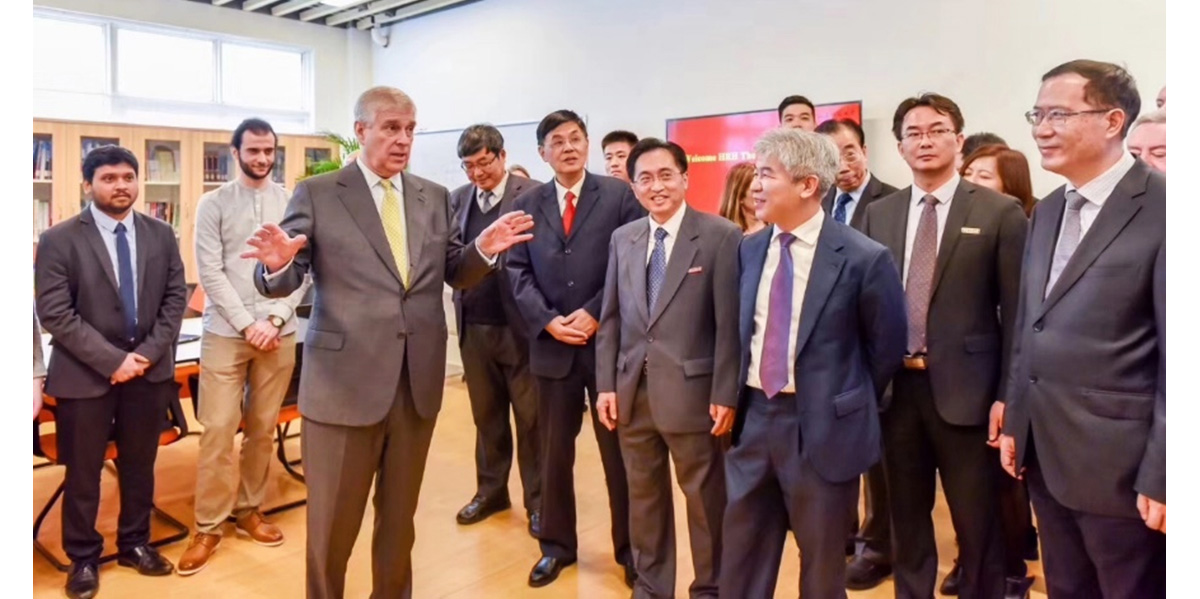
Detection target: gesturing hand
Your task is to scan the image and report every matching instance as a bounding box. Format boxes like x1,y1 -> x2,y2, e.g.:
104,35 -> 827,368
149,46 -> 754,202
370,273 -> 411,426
241,223 -> 307,273
477,211 -> 535,258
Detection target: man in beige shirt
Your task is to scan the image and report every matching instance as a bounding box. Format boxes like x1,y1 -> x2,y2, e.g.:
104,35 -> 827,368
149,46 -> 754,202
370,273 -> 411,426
180,118 -> 310,575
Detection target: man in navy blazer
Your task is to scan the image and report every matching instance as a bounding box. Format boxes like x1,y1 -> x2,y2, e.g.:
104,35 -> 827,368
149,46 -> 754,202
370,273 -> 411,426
719,128 -> 907,599
505,110 -> 647,588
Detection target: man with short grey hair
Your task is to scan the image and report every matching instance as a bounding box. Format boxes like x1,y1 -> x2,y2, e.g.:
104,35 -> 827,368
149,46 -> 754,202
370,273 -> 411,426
719,128 -> 907,598
1128,109 -> 1165,173
244,86 -> 535,599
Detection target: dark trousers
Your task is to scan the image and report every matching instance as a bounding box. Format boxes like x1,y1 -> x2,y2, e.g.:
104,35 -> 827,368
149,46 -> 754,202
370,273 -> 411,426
56,378 -> 173,563
620,379 -> 725,599
847,460 -> 892,564
460,323 -> 541,513
536,356 -> 631,564
1025,441 -> 1166,599
720,388 -> 857,599
991,447 -> 1033,577
302,364 -> 436,599
882,370 -> 1005,599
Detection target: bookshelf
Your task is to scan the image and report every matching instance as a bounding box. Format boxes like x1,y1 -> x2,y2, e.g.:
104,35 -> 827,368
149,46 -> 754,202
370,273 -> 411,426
33,119 -> 339,283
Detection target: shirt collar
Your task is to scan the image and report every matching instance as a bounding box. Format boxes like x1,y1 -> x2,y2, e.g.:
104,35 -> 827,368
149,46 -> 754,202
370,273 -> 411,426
554,174 -> 586,203
89,202 -> 132,233
911,173 -> 960,208
648,203 -> 687,239
1065,151 -> 1136,208
844,173 -> 872,202
357,160 -> 404,193
772,206 -> 825,247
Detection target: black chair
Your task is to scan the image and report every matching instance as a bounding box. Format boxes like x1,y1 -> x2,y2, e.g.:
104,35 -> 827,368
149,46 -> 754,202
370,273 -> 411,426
33,387 -> 190,572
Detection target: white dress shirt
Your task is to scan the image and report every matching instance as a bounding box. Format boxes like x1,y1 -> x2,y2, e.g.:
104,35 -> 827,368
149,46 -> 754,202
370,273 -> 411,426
477,172 -> 509,213
746,208 -> 825,393
89,203 -> 138,315
902,174 -> 960,286
645,203 -> 687,265
1056,151 -> 1136,251
834,173 -> 872,225
554,176 -> 586,215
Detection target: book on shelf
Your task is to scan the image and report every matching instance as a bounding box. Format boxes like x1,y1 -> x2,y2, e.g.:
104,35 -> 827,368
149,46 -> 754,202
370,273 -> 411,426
147,144 -> 179,182
33,200 -> 51,237
81,138 -> 116,164
33,138 -> 52,180
146,201 -> 178,228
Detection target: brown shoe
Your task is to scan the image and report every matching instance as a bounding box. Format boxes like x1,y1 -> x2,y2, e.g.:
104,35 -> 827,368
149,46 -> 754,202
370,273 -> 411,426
235,511 -> 284,547
177,533 -> 221,576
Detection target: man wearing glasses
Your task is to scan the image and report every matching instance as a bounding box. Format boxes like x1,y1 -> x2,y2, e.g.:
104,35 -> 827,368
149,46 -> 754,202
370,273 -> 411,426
1000,60 -> 1165,598
814,117 -> 900,591
506,110 -> 646,588
448,124 -> 543,536
860,94 -> 1027,599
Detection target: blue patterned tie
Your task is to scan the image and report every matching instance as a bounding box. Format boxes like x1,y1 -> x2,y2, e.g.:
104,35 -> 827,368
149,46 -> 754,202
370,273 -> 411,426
833,192 -> 853,224
115,222 -> 137,343
647,227 -> 668,312
760,233 -> 797,398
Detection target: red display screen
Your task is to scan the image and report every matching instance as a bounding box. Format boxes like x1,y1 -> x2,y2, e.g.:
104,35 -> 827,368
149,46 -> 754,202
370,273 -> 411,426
665,101 -> 862,214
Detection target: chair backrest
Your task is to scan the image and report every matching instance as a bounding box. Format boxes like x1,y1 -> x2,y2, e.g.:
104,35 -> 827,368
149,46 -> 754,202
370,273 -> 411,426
34,384 -> 189,460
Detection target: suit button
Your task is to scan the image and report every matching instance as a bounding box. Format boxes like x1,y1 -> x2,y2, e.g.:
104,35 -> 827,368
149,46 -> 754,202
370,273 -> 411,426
565,249 -> 572,255
1029,376 -> 1038,384
567,281 -> 574,287
1033,321 -> 1044,332
648,336 -> 655,343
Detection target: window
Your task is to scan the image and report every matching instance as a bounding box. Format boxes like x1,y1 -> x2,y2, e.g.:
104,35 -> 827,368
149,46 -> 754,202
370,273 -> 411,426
221,43 -> 305,111
117,28 -> 215,103
33,16 -> 107,94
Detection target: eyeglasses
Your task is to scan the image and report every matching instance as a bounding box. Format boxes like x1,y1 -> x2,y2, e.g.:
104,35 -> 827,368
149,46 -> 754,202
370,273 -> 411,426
460,154 -> 497,174
840,149 -> 865,164
634,171 -> 683,187
1024,109 -> 1111,126
545,136 -> 587,152
901,128 -> 956,143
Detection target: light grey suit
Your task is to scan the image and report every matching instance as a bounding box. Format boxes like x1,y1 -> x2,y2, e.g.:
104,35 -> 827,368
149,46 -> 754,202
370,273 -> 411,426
597,206 -> 742,599
256,164 -> 492,599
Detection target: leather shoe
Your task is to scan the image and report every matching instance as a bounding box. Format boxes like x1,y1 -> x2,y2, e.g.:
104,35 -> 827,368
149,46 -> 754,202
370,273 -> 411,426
939,560 -> 961,596
1005,575 -> 1035,599
65,561 -> 99,599
623,559 -> 637,589
177,533 -> 222,576
845,554 -> 892,590
456,495 -> 511,525
117,545 -> 174,576
236,511 -> 284,547
527,511 -> 542,538
528,555 -> 575,587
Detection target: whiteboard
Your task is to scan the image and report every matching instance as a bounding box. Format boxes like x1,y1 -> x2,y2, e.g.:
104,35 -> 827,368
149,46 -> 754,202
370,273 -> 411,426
410,121 -> 555,192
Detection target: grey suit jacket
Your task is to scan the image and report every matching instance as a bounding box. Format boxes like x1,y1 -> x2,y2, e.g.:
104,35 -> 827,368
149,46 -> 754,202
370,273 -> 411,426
1003,159 -> 1165,517
821,173 -> 899,232
862,180 -> 1027,425
35,209 -> 187,399
448,175 -> 537,345
596,207 -> 742,434
256,165 -> 493,426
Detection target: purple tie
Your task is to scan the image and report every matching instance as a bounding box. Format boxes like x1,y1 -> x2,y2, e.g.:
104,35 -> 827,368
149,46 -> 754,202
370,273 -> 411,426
760,232 -> 797,398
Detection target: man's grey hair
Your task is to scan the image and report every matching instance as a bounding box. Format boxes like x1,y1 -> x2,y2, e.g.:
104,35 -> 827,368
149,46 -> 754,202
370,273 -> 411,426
1132,108 -> 1166,130
754,128 -> 839,196
354,86 -> 415,124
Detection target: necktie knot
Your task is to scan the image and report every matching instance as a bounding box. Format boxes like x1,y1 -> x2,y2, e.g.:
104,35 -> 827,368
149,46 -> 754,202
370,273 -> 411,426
564,191 -> 576,205
836,193 -> 853,208
922,194 -> 940,208
777,232 -> 796,249
115,222 -> 127,234
381,179 -> 394,191
654,227 -> 668,242
480,190 -> 495,211
1066,190 -> 1088,211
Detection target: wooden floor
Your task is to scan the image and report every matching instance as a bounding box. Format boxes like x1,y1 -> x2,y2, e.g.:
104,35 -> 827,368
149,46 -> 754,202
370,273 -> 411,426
34,379 -> 1046,598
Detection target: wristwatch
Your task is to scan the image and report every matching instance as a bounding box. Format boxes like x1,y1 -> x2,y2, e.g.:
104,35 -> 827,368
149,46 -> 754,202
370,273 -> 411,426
268,315 -> 285,328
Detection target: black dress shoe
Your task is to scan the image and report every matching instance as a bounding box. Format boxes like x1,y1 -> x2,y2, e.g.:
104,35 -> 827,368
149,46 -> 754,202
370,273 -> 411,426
117,545 -> 174,576
527,511 -> 542,538
623,559 -> 637,589
939,560 -> 961,596
1004,575 -> 1035,599
65,562 -> 99,599
845,554 -> 892,590
456,495 -> 511,525
528,555 -> 576,587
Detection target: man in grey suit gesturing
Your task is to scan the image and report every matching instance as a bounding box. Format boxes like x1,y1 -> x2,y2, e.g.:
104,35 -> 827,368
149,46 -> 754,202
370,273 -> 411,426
596,138 -> 742,599
243,86 -> 534,599
1000,60 -> 1165,599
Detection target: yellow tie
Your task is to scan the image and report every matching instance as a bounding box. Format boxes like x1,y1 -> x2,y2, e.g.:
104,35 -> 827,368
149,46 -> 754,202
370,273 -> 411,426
380,179 -> 409,287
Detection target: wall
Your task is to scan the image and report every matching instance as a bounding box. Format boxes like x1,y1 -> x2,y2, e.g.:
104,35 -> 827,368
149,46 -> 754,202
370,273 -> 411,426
34,0 -> 373,135
373,0 -> 1165,196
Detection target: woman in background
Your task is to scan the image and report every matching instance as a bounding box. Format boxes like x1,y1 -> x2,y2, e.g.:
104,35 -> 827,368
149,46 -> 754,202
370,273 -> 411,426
961,145 -> 1036,216
718,162 -> 764,235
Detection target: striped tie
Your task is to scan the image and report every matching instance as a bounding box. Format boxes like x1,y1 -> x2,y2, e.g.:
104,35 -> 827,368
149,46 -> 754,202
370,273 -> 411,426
380,179 -> 409,287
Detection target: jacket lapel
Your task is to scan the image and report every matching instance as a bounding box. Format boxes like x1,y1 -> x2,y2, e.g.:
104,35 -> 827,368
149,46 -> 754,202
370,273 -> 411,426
1028,190 -> 1065,312
401,172 -> 428,284
537,184 -> 567,243
336,165 -> 403,285
567,173 -> 602,239
623,222 -> 651,327
740,228 -> 771,353
133,212 -> 152,309
78,208 -> 119,295
457,184 -> 475,233
930,181 -> 976,299
1039,165 -> 1148,316
648,209 -> 699,328
794,219 -> 846,359
886,188 -> 910,279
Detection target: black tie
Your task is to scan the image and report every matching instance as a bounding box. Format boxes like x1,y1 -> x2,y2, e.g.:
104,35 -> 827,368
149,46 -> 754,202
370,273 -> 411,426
115,222 -> 137,343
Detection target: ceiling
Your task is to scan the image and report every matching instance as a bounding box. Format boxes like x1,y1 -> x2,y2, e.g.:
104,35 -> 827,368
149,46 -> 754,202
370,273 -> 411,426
188,0 -> 481,31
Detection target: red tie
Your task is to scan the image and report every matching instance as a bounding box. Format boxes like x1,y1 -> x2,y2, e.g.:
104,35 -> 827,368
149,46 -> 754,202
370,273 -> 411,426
562,191 -> 577,235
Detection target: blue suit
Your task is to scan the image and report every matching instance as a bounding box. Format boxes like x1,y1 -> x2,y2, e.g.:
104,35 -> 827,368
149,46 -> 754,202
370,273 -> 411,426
720,216 -> 906,599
